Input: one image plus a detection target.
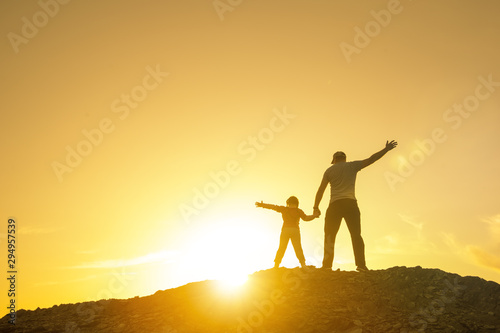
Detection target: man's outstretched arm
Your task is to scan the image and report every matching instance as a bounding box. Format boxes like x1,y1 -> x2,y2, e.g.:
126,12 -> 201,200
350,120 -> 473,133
360,140 -> 398,169
313,176 -> 329,217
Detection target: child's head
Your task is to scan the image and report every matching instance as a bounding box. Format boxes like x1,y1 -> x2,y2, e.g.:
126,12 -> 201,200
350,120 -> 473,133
286,196 -> 299,208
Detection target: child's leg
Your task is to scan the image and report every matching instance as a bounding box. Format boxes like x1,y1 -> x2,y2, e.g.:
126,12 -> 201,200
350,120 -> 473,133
274,228 -> 291,267
290,228 -> 306,266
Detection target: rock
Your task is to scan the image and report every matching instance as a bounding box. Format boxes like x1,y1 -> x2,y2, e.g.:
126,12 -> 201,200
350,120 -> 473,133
1,266 -> 499,333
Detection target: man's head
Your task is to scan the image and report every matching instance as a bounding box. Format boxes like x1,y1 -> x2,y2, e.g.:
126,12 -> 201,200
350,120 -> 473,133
331,151 -> 346,164
286,196 -> 299,208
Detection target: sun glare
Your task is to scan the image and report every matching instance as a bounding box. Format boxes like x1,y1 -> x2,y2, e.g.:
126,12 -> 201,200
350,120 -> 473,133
217,272 -> 249,290
177,217 -> 275,291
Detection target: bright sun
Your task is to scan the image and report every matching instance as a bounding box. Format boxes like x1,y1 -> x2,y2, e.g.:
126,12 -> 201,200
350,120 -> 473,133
217,271 -> 248,289
178,218 -> 275,290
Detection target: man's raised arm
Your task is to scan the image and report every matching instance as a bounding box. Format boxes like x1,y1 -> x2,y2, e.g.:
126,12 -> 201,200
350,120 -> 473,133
360,140 -> 398,169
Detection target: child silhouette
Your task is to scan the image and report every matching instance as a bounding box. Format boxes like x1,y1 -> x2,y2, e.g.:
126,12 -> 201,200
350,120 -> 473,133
256,196 -> 318,268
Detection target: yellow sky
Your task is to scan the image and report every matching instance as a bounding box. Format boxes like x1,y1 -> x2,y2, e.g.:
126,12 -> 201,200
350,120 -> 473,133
1,0 -> 500,316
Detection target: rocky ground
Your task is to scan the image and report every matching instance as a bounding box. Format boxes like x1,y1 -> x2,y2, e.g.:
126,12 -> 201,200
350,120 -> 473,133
1,266 -> 499,333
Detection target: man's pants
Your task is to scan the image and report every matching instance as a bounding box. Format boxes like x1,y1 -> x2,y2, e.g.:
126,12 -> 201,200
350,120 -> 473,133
322,199 -> 366,268
275,227 -> 306,265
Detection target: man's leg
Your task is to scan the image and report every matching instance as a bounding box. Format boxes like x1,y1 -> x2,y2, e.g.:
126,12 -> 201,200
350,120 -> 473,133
289,228 -> 306,267
344,200 -> 366,269
322,202 -> 343,269
274,229 -> 290,267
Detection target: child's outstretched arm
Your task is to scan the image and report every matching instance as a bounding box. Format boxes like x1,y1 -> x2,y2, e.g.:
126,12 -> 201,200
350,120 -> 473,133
255,201 -> 281,211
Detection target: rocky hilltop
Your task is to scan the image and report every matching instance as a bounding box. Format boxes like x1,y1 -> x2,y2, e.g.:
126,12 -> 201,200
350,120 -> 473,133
1,266 -> 499,333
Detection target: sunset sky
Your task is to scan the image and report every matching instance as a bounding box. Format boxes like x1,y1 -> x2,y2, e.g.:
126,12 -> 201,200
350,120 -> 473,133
1,0 -> 499,316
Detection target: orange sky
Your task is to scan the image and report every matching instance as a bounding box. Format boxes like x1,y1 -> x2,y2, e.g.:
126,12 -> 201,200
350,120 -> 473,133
1,0 -> 500,316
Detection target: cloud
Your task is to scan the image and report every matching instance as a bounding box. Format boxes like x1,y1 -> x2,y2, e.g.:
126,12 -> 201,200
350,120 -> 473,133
33,274 -> 99,287
441,232 -> 464,255
482,214 -> 500,237
66,250 -> 178,269
467,246 -> 500,272
482,214 -> 500,224
375,213 -> 500,278
0,226 -> 60,238
465,214 -> 500,272
76,249 -> 99,255
373,233 -> 402,254
373,215 -> 439,255
18,226 -> 61,235
398,213 -> 423,231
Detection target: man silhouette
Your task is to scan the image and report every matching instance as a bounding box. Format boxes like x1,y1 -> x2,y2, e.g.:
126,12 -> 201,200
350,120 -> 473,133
313,140 -> 397,271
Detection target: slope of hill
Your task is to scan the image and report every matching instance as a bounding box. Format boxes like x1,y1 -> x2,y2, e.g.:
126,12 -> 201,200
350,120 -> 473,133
1,266 -> 499,333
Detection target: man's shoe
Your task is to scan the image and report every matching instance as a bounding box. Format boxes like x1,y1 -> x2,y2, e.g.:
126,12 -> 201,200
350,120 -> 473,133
356,266 -> 369,272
